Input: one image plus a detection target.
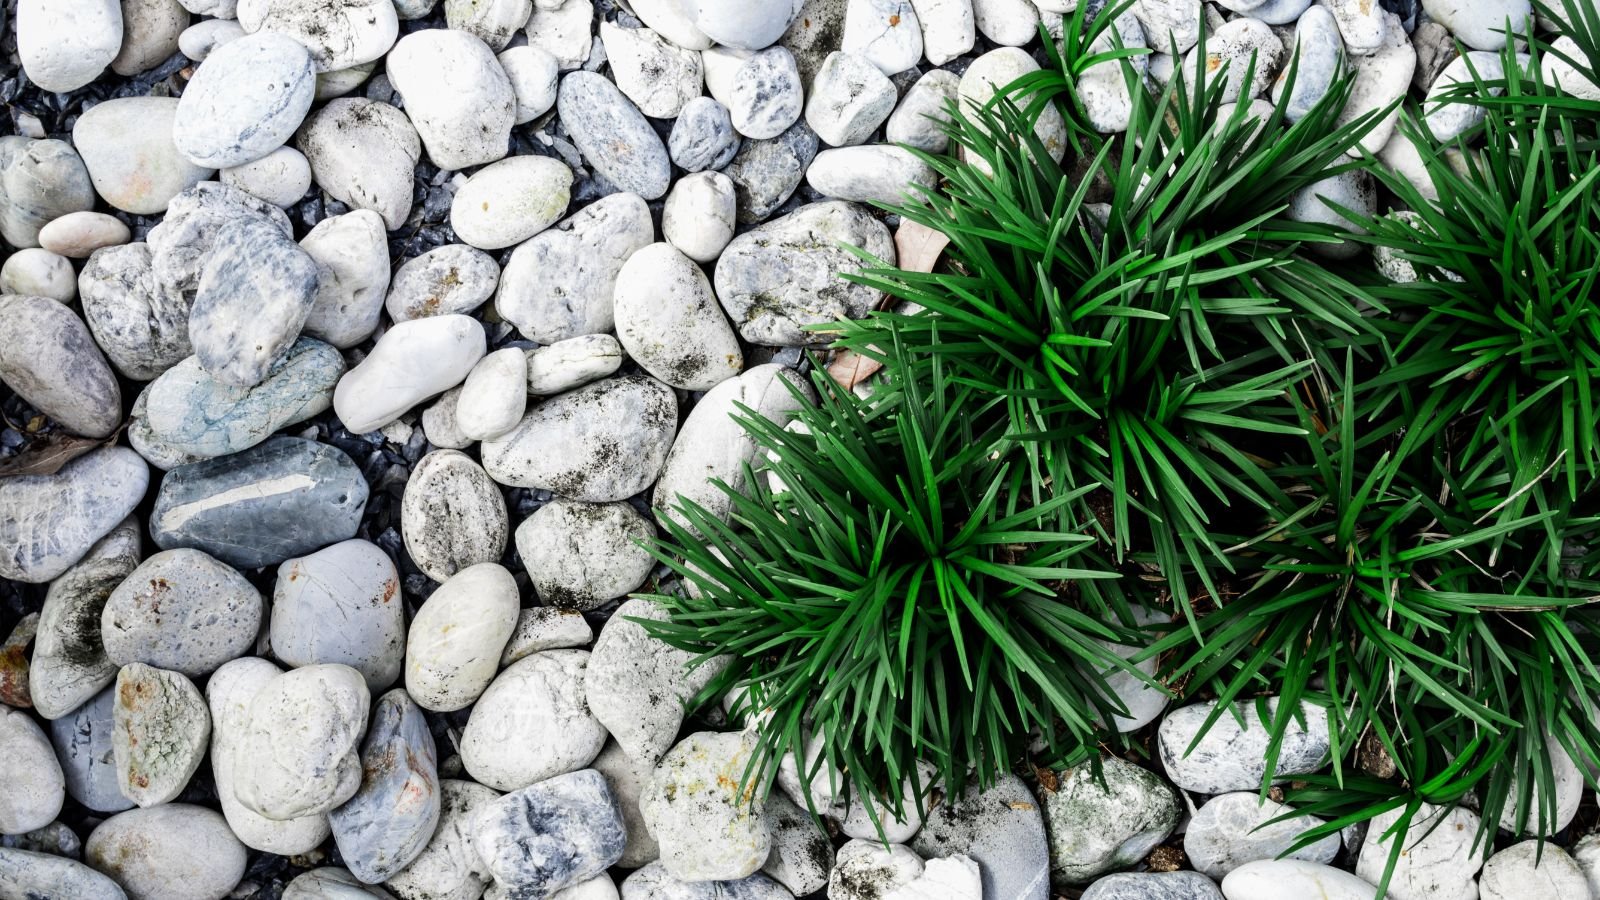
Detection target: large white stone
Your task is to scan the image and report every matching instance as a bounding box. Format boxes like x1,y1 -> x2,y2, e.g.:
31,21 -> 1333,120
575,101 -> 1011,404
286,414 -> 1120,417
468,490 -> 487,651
232,664 -> 370,821
73,97 -> 213,215
333,314 -> 486,434
236,0 -> 399,71
173,31 -> 317,169
450,156 -> 571,250
300,208 -> 391,348
386,29 -> 516,170
614,242 -> 743,391
460,650 -> 608,791
1221,859 -> 1375,900
0,708 -> 64,835
17,0 -> 123,92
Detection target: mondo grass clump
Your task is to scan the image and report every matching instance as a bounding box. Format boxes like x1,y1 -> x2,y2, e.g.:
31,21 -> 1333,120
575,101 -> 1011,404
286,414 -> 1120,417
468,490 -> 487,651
643,0 -> 1600,889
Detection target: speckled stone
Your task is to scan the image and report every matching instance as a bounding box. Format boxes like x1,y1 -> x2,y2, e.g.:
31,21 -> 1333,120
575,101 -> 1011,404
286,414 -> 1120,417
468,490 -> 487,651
142,337 -> 344,459
78,242 -> 194,381
501,607 -> 595,665
49,687 -> 132,814
615,243 -> 744,390
188,217 -> 321,387
643,731 -> 770,881
762,791 -> 831,895
387,778 -> 500,900
0,294 -> 122,438
829,840 -> 922,900
101,548 -> 262,676
271,539 -> 405,691
714,201 -> 893,345
909,774 -> 1049,900
662,171 -> 736,263
445,0 -> 532,49
885,68 -> 958,152
461,650 -> 608,791
1082,871 -> 1224,900
385,244 -> 500,323
149,436 -> 368,570
233,664 -> 371,820
601,22 -> 704,119
450,156 -> 572,251
1223,860 -> 1373,900
85,804 -> 246,900
329,689 -> 440,883
146,182 -> 293,300
30,520 -> 140,721
0,448 -> 150,584
1184,792 -> 1339,880
668,97 -> 742,172
623,863 -> 795,900
386,29 -> 515,170
526,335 -> 625,395
585,599 -> 726,766
283,867 -> 398,898
110,663 -> 209,808
401,450 -> 509,583
804,51 -> 897,146
558,71 -> 672,200
296,98 -> 422,231
514,500 -> 655,610
1481,841 -> 1588,900
525,0 -> 594,69
1157,699 -> 1331,794
0,847 -> 127,900
405,563 -> 520,712
1041,755 -> 1180,886
590,740 -> 658,869
473,769 -> 627,896
236,0 -> 399,71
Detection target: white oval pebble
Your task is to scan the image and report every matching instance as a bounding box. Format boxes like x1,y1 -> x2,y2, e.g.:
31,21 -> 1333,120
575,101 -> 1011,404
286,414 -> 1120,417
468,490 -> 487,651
1221,859 -> 1375,900
220,145 -> 312,208
173,31 -> 317,169
0,248 -> 75,302
460,650 -> 608,791
387,29 -> 516,170
38,212 -> 131,259
178,17 -> 244,60
455,348 -> 529,442
333,314 -> 486,434
450,156 -> 572,250
614,243 -> 744,391
405,563 -> 520,712
662,170 -> 736,263
236,0 -> 399,71
17,0 -> 123,92
402,450 -> 511,582
0,707 -> 64,835
85,804 -> 247,900
526,335 -> 625,395
500,45 -> 561,123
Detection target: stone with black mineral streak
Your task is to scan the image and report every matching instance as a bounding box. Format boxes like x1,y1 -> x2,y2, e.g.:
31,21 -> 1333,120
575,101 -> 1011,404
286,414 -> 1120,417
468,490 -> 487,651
401,450 -> 508,584
623,863 -> 795,899
514,500 -> 655,611
50,686 -> 133,814
30,520 -> 141,720
472,769 -> 627,897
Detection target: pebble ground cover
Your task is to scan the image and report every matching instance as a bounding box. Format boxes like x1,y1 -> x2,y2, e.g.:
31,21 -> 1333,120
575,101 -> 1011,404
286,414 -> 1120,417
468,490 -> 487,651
0,0 -> 1599,898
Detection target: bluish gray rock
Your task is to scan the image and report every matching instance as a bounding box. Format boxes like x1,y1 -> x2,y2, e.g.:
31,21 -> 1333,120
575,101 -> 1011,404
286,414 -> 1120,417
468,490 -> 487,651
0,447 -> 149,584
910,774 -> 1050,900
669,97 -> 741,172
623,863 -> 795,899
386,779 -> 500,900
0,294 -> 122,438
761,792 -> 830,895
142,338 -> 345,459
101,548 -> 263,677
1271,5 -> 1344,121
472,769 -> 627,897
1184,793 -> 1339,880
1081,871 -> 1223,900
189,217 -> 322,387
147,182 -> 294,299
329,689 -> 440,884
722,119 -> 817,225
0,847 -> 128,900
714,201 -> 894,345
49,686 -> 135,814
1042,756 -> 1181,886
557,72 -> 672,200
1157,699 -> 1331,795
271,539 -> 405,692
149,436 -> 368,569
29,519 -> 141,720
0,137 -> 96,249
0,708 -> 63,835
78,242 -> 194,381
173,32 -> 318,169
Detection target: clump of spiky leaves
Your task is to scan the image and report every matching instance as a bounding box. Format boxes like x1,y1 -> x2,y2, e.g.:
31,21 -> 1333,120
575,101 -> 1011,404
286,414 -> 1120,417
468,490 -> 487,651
639,348 -> 1154,821
830,5 -> 1390,627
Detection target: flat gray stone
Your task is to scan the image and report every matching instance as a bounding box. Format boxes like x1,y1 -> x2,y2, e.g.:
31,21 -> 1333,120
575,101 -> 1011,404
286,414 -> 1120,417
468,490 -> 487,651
111,662 -> 209,808
723,118 -> 817,225
0,708 -> 63,835
1041,756 -> 1180,886
909,774 -> 1049,900
1157,699 -> 1331,794
558,71 -> 672,200
669,97 -> 741,172
102,548 -> 263,677
189,216 -> 321,387
0,294 -> 121,438
284,867 -> 398,898
49,686 -> 135,814
271,539 -> 405,692
0,847 -> 127,900
0,447 -> 149,584
30,520 -> 141,720
473,769 -> 627,896
1081,871 -> 1223,900
401,450 -> 509,583
149,436 -> 368,570
525,335 -> 625,396
592,740 -> 658,869
329,689 -> 440,883
78,242 -> 194,381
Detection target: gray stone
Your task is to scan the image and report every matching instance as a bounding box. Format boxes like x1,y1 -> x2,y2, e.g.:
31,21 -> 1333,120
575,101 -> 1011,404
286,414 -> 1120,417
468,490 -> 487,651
84,805 -> 247,900
1041,755 -> 1180,886
332,314 -> 487,435
723,119 -> 818,225
559,72 -> 672,200
473,769 -> 627,896
16,0 -> 123,93
300,209 -> 392,348
623,864 -> 794,899
142,338 -> 343,459
78,243 -> 194,381
885,69 -> 959,152
386,244 -> 500,323
1424,51 -> 1505,142
296,98 -> 422,231
585,599 -> 726,766
1178,17 -> 1282,104
329,690 -> 440,883
49,686 -> 133,814
271,539 -> 404,691
73,97 -> 213,215
591,741 -> 658,869
909,774 -> 1049,900
405,563 -> 520,712
0,847 -> 127,900
495,191 -> 653,343
1092,605 -> 1169,733
526,335 -> 625,395
1271,5 -> 1343,121
110,663 -> 209,807
691,0 -> 803,50
615,243 -> 744,390
102,548 -> 262,676
0,823 -> 81,860
1569,833 -> 1600,897
387,779 -> 500,900
387,30 -> 515,170
1158,699 -> 1331,794
127,385 -> 205,472
1184,792 -> 1338,880
515,500 -> 655,610
284,867 -> 398,898
0,138 -> 95,250
147,182 -> 294,301
0,448 -> 149,584
174,32 -> 317,169
401,450 -> 509,583
829,841 -> 922,900
841,760 -> 935,844
1286,169 -> 1373,260
0,294 -> 121,438
501,607 -> 595,665
482,375 -> 678,501
761,792 -> 831,895
189,217 -> 321,387
233,664 -> 371,820
643,731 -> 770,881
421,387 -> 472,452
715,201 -> 893,345
236,0 -> 399,71
1081,871 -> 1223,900
728,48 -> 804,139
1337,9 -> 1415,155
669,97 -> 741,172
806,144 -> 936,205
0,708 -> 63,835
805,51 -> 897,146
178,17 -> 245,59
446,0 -> 533,50
149,437 -> 368,569
30,521 -> 140,721
602,22 -> 704,119
460,650 -> 607,791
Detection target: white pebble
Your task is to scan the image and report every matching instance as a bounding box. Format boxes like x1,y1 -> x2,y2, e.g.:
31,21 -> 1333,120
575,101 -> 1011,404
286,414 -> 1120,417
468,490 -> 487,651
220,145 -> 312,208
662,171 -> 736,263
456,348 -> 528,442
0,248 -> 76,302
499,45 -> 561,123
38,212 -> 131,259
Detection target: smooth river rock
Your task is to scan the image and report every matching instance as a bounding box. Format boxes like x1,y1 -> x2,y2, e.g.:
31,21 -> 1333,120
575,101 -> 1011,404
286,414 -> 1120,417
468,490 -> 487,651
296,98 -> 422,231
329,689 -> 441,883
0,707 -> 65,835
460,650 -> 608,791
332,314 -> 486,434
1042,755 -> 1180,886
910,774 -> 1050,900
643,731 -> 771,881
0,847 -> 128,900
101,548 -> 263,676
271,539 -> 404,691
514,500 -> 655,610
173,32 -> 317,169
111,662 -> 210,807
385,244 -> 500,323
0,294 -> 122,438
558,71 -> 673,200
404,563 -> 520,712
0,448 -> 149,584
614,243 -> 743,391
233,663 -> 371,820
386,29 -> 515,170
73,97 -> 213,214
401,450 -> 509,583
1157,699 -> 1331,794
16,0 -> 123,92
85,804 -> 247,900
472,769 -> 627,897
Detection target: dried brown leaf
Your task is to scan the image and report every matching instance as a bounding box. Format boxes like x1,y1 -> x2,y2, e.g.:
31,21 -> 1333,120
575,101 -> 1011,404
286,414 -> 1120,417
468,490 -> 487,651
0,432 -> 111,478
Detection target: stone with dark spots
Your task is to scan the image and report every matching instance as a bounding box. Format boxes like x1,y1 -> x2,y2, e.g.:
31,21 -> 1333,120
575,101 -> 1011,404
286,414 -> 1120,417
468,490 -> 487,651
29,518 -> 140,720
149,436 -> 368,570
909,774 -> 1050,900
296,98 -> 422,231
111,662 -> 210,808
0,294 -> 122,439
669,97 -> 742,173
762,792 -> 832,895
0,847 -> 127,900
643,731 -> 771,881
78,243 -> 195,382
622,863 -> 796,900
1157,698 -> 1332,794
557,71 -> 672,200
472,769 -> 627,897
49,685 -> 135,814
514,500 -> 655,611
188,217 -> 322,388
0,448 -> 150,584
1041,756 -> 1181,886
101,548 -> 263,677
1080,871 -> 1224,900
329,689 -> 440,884
172,32 -> 318,169
482,376 -> 678,502
400,449 -> 509,584
721,119 -> 818,225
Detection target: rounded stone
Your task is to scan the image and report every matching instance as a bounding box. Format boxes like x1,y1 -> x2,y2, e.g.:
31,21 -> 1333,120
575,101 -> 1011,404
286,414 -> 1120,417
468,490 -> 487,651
830,840 -> 921,900
1042,756 -> 1180,886
1157,699 -> 1331,794
514,500 -> 655,610
101,548 -> 263,677
84,804 -> 246,900
1083,871 -> 1225,900
0,138 -> 96,249
614,242 -> 743,391
221,145 -> 312,208
526,334 -> 625,395
450,155 -> 572,250
405,562 -> 520,712
662,171 -> 736,263
668,97 -> 741,172
38,212 -> 131,259
585,598 -> 724,767
283,868 -> 397,898
386,30 -> 515,170
0,847 -> 127,899
386,779 -> 500,900
328,689 -> 440,883
642,730 -> 770,881
29,521 -> 141,721
525,0 -> 594,69
455,348 -> 528,442
299,208 -> 392,348
690,0 -> 802,50
0,707 -> 65,835
804,51 -> 896,146
188,218 -> 321,388
601,22 -> 704,119
909,774 -> 1049,900
958,47 -> 1067,163
333,314 -> 486,434
624,863 -> 793,900
445,0 -> 533,50
178,17 -> 244,60
1184,792 -> 1339,880
885,68 -> 959,152
806,144 -> 937,205
401,450 -> 510,583
0,294 -> 122,438
17,0 -> 123,92
558,72 -> 672,200
723,119 -> 818,224
77,243 -> 192,381
174,32 -> 317,169
0,448 -> 150,584
461,650 -> 608,791
1420,0 -> 1530,51
236,0 -> 399,71
908,0 -> 971,65
110,663 -> 210,808
0,248 -> 75,303
593,741 -> 659,869
843,0 -> 922,74
113,0 -> 190,76
385,244 -> 500,323
1222,860 -> 1374,900
232,664 -> 371,820
271,539 -> 404,692
500,45 -> 560,123
473,770 -> 627,896
296,98 -> 422,231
